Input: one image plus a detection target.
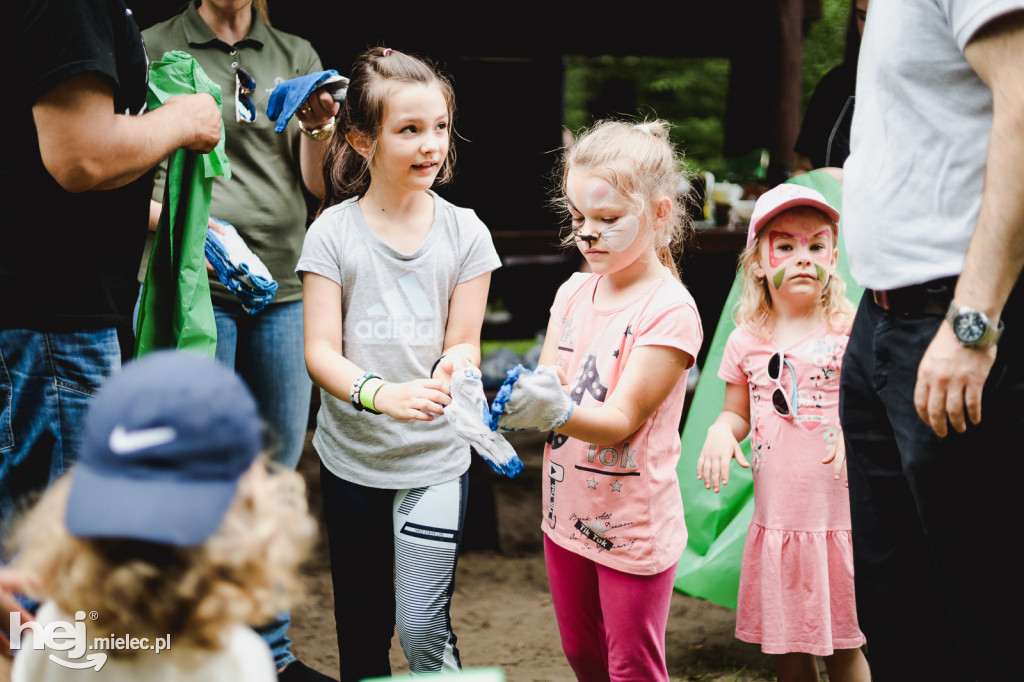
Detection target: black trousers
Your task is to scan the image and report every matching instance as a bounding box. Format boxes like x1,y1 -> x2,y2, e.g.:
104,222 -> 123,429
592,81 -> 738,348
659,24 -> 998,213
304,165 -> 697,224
840,282 -> 1023,681
320,463 -> 468,682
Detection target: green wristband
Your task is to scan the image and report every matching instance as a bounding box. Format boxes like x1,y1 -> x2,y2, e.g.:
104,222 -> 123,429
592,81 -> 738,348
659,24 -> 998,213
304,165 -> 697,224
359,377 -> 386,414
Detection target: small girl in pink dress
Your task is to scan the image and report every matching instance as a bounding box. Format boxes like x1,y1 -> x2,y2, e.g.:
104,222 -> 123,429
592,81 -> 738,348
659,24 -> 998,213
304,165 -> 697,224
697,184 -> 870,682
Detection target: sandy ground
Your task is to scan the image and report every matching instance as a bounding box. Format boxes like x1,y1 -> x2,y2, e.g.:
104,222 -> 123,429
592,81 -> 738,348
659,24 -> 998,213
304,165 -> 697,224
288,430 -> 784,682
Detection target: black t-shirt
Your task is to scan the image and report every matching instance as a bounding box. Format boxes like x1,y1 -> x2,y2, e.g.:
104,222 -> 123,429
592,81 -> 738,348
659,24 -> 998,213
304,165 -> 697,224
794,61 -> 857,170
0,0 -> 153,331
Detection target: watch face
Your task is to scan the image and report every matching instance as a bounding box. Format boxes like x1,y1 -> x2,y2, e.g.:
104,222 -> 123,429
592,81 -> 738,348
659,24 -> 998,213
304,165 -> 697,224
954,312 -> 986,344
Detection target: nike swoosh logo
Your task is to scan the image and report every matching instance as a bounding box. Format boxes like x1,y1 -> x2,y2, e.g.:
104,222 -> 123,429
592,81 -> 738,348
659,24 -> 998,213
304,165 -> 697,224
108,425 -> 177,455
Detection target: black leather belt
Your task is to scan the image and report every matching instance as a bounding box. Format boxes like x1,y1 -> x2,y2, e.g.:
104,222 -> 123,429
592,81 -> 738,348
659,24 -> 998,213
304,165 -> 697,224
869,276 -> 957,317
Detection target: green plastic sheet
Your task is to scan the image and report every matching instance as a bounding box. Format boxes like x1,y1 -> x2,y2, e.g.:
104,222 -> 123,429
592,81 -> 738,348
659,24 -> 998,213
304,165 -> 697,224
673,170 -> 863,609
134,51 -> 231,358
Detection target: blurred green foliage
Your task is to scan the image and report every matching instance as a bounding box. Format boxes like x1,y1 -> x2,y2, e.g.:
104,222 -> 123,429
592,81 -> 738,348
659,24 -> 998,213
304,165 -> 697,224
565,55 -> 730,175
802,0 -> 851,110
563,0 -> 850,177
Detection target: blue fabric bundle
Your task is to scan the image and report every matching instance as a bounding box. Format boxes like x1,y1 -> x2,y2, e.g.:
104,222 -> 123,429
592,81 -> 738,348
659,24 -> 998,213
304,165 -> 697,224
266,69 -> 348,133
205,219 -> 278,314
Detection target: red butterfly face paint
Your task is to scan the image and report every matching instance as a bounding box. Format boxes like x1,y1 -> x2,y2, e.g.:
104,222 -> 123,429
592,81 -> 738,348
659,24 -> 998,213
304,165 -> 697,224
758,209 -> 835,296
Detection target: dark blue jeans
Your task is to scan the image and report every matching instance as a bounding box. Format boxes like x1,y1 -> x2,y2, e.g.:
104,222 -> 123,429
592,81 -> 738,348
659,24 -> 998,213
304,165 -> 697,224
213,300 -> 310,469
0,328 -> 120,536
840,284 -> 1023,682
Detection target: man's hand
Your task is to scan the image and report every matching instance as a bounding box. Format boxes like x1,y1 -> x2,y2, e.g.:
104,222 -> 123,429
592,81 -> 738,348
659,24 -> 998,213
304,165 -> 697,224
162,93 -> 222,153
914,322 -> 997,437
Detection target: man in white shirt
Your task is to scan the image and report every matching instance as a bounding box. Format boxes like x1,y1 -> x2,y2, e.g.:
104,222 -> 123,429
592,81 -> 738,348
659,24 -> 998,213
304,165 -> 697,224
842,3 -> 1024,680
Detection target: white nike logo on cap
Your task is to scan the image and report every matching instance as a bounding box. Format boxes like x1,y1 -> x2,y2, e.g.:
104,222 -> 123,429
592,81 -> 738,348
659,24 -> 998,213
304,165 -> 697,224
108,425 -> 177,455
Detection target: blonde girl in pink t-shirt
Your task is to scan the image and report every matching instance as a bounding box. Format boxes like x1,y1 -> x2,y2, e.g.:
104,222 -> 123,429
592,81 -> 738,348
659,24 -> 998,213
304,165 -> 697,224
696,184 -> 869,682
492,120 -> 703,681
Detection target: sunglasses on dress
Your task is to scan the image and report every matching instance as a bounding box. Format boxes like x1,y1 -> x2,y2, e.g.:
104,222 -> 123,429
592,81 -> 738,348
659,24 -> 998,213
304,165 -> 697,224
235,67 -> 257,124
767,350 -> 797,418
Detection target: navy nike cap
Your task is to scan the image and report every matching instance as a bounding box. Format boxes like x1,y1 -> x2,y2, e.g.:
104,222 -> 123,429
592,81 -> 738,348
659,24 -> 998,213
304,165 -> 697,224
65,350 -> 262,546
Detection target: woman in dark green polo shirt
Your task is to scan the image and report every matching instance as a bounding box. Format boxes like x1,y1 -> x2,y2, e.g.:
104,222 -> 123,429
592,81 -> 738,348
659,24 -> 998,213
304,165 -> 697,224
143,3 -> 338,681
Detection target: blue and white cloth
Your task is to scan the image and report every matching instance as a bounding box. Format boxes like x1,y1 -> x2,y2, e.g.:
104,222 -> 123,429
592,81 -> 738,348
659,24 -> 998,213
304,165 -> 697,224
205,219 -> 278,314
446,368 -> 523,478
266,69 -> 349,133
489,364 -> 574,433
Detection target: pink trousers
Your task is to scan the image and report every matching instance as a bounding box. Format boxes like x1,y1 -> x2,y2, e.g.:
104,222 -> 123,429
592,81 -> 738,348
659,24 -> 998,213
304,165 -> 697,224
544,536 -> 677,682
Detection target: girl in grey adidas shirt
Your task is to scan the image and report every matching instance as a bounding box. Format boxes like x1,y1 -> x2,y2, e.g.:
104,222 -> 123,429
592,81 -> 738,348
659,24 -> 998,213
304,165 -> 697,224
296,47 -> 499,682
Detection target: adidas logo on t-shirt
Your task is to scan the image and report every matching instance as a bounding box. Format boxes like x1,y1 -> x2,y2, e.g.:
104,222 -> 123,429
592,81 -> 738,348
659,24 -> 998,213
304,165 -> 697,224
353,273 -> 442,344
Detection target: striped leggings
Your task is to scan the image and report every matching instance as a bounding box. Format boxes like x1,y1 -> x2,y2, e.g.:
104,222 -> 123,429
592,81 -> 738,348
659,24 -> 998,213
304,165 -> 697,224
320,463 -> 467,682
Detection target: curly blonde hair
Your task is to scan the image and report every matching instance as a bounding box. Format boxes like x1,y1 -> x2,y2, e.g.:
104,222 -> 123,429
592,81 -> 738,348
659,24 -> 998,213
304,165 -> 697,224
10,458 -> 315,659
734,207 -> 855,336
556,119 -> 694,280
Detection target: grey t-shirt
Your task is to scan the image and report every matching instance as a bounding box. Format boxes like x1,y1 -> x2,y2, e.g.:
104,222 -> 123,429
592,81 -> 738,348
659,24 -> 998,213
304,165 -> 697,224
296,192 -> 501,488
843,0 -> 1024,290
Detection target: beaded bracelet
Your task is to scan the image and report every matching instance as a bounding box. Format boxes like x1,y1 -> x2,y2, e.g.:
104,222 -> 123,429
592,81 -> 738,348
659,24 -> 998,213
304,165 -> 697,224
349,372 -> 380,413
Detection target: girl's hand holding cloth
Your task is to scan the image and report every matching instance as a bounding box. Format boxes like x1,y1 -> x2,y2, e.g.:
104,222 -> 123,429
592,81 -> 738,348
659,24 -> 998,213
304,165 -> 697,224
489,365 -> 574,432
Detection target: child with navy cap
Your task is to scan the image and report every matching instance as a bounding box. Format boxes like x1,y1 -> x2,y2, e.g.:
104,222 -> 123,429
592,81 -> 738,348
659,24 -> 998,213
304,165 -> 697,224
7,351 -> 315,681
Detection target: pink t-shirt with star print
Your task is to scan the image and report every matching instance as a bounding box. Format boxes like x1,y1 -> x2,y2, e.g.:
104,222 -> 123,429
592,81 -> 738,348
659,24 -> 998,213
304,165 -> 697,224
541,270 -> 703,575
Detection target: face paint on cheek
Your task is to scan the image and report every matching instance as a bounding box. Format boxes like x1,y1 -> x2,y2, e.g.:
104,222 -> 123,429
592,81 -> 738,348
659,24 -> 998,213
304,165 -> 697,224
600,215 -> 640,252
773,268 -> 786,290
815,263 -> 828,284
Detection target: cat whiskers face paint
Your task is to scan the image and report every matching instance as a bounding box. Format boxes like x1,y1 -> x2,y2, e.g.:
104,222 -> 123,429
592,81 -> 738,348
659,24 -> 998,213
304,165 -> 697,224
583,215 -> 640,252
566,175 -> 642,252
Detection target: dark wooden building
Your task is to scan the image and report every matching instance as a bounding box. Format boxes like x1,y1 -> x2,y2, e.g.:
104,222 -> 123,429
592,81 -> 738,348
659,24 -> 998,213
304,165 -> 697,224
135,1 -> 831,345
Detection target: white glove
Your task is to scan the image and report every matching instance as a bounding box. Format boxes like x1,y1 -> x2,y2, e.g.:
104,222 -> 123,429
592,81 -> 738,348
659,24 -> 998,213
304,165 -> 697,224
490,365 -> 574,433
446,368 -> 523,478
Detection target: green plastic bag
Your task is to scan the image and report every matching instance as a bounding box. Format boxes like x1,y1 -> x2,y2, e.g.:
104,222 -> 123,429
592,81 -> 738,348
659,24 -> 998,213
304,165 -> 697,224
134,51 -> 231,358
673,170 -> 863,608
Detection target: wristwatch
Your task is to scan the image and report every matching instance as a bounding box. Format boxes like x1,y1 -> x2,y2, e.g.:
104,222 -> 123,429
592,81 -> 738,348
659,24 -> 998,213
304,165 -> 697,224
945,300 -> 1004,348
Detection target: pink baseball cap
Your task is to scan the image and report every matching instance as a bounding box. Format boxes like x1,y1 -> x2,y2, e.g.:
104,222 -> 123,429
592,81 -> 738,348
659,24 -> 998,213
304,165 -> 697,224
746,183 -> 840,247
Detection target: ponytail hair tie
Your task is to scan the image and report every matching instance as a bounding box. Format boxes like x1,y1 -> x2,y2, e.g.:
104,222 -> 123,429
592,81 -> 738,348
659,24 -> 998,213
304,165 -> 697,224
382,48 -> 393,57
